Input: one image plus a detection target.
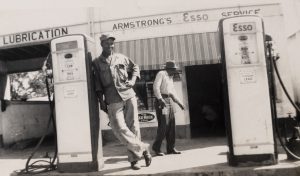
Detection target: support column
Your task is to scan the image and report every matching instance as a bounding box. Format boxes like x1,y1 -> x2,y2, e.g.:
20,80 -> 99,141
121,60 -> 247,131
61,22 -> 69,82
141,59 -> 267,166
0,60 -> 8,147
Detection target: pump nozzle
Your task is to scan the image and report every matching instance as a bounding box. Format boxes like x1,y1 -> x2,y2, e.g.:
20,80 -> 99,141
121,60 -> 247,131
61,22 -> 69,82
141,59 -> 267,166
265,34 -> 272,42
275,53 -> 280,61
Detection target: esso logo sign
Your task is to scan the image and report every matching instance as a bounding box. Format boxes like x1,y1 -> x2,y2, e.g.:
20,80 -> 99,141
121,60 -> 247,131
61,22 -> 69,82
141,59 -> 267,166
233,23 -> 253,32
231,22 -> 256,34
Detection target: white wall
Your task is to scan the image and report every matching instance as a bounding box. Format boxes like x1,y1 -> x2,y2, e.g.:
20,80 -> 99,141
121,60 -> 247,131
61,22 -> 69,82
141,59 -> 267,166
287,32 -> 300,102
280,0 -> 300,36
263,16 -> 296,117
284,0 -> 300,103
1,101 -> 52,146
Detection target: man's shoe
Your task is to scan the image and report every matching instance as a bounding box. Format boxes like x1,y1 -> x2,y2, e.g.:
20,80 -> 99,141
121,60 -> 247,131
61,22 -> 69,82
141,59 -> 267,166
143,150 -> 152,167
167,149 -> 181,154
152,146 -> 164,156
130,161 -> 141,170
153,150 -> 164,156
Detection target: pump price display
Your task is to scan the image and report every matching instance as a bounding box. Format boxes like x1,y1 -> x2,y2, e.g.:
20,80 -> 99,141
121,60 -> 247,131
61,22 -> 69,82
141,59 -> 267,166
58,53 -> 80,81
239,69 -> 257,84
231,22 -> 256,34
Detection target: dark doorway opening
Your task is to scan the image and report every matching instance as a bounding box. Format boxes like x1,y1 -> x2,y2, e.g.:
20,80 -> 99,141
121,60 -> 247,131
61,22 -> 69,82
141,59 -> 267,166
186,64 -> 225,137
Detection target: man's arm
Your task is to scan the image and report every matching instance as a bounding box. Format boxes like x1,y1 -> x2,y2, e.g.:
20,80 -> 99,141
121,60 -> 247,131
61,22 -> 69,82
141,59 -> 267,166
92,61 -> 108,113
153,71 -> 166,108
153,71 -> 163,100
129,58 -> 140,79
126,57 -> 140,87
169,93 -> 185,110
169,82 -> 185,110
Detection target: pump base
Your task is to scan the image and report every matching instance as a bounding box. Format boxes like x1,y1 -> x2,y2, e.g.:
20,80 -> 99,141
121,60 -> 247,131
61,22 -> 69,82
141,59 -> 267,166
227,153 -> 277,167
58,161 -> 98,173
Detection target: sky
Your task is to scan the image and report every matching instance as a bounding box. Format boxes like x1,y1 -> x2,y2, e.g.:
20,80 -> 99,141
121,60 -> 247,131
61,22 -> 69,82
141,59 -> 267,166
0,0 -> 279,9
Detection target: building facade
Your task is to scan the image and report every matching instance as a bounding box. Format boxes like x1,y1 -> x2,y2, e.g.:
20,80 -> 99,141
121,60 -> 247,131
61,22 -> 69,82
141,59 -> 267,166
0,0 -> 297,146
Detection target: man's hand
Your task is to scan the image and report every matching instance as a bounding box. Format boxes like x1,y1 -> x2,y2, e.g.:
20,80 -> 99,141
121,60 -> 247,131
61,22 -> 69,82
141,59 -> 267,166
125,75 -> 137,88
158,98 -> 167,109
100,102 -> 108,113
125,79 -> 136,87
178,102 -> 185,110
96,91 -> 108,113
169,93 -> 185,110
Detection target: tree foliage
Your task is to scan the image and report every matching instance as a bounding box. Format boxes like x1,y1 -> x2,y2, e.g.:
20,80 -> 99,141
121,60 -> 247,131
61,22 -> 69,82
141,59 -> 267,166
10,71 -> 52,101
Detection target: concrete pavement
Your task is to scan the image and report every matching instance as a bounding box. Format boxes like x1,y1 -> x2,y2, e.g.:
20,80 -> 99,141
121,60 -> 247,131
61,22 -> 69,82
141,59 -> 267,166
2,137 -> 300,176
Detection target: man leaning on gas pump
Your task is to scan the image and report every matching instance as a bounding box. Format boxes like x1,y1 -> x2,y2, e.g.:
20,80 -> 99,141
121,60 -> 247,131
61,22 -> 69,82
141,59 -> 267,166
92,33 -> 152,170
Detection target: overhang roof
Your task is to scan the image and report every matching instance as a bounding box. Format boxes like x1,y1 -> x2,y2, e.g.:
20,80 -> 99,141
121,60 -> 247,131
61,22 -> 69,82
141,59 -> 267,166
0,43 -> 50,61
0,43 -> 50,74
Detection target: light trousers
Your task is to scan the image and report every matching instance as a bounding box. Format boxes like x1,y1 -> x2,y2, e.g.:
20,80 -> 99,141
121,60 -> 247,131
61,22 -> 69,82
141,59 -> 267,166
107,96 -> 148,162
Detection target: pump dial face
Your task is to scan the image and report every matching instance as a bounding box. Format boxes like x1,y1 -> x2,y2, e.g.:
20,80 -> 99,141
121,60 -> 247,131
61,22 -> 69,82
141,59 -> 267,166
227,33 -> 259,65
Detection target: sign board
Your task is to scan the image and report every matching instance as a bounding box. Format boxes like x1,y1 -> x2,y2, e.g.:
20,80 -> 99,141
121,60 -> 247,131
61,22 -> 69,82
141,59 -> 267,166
100,3 -> 281,32
0,27 -> 69,47
138,111 -> 157,123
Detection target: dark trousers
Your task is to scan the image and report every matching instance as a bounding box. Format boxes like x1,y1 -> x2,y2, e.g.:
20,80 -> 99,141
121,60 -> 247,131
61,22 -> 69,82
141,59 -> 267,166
152,98 -> 176,152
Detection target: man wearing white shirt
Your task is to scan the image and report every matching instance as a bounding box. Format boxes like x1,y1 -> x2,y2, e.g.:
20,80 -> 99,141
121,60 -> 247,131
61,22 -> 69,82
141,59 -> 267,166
152,60 -> 185,156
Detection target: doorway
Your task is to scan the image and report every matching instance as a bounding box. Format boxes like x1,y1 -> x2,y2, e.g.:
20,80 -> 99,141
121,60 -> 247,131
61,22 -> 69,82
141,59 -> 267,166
186,64 -> 225,137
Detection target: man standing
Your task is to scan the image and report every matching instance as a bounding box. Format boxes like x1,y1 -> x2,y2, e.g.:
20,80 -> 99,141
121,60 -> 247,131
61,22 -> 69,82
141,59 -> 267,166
92,34 -> 151,170
152,60 -> 185,156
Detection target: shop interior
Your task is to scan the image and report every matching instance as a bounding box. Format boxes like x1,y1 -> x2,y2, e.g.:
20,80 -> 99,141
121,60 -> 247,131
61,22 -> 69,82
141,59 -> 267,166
185,64 -> 226,137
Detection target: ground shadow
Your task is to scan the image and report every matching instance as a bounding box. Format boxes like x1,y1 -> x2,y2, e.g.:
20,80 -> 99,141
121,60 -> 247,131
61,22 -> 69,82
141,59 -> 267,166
99,166 -> 131,175
104,157 -> 127,164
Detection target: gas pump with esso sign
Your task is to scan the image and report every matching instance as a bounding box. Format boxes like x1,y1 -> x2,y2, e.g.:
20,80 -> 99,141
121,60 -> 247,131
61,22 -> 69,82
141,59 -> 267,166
219,16 -> 277,166
50,34 -> 103,172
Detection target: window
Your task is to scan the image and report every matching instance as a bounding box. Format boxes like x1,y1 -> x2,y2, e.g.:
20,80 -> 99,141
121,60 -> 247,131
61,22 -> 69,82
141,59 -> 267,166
135,70 -> 158,111
134,70 -> 182,111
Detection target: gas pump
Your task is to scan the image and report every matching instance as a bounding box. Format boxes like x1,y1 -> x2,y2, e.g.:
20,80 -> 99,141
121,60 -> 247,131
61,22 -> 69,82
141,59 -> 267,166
219,16 -> 277,166
50,34 -> 103,172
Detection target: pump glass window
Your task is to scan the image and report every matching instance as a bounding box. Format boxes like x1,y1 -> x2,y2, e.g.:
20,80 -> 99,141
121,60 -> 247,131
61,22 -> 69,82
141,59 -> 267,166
9,70 -> 51,101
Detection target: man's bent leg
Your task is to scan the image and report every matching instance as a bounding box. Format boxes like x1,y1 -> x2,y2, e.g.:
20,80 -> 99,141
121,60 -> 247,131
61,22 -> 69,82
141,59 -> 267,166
124,97 -> 141,139
124,97 -> 145,162
107,101 -> 147,162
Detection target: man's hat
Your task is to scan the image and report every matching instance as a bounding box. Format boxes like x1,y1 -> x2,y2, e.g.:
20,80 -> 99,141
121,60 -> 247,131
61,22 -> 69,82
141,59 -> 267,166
100,33 -> 116,42
164,60 -> 178,70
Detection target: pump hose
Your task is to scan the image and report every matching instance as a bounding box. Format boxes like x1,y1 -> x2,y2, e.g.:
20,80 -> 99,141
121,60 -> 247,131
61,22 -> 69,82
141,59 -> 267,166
271,56 -> 300,160
16,75 -> 58,174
